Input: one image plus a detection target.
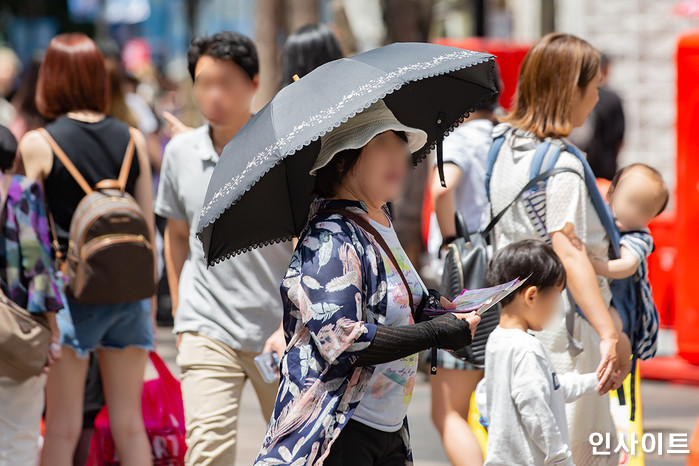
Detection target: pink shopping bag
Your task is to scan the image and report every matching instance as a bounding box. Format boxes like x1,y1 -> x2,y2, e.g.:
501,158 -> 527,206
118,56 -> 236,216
87,352 -> 187,465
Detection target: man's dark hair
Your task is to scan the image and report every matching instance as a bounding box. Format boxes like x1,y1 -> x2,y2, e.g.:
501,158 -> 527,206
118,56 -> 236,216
0,125 -> 17,172
312,131 -> 408,198
187,31 -> 259,81
487,240 -> 566,306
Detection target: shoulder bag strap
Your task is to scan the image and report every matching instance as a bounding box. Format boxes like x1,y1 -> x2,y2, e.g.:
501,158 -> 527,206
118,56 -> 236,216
320,208 -> 415,315
117,127 -> 138,192
0,173 -> 12,224
0,174 -> 13,289
37,128 -> 93,195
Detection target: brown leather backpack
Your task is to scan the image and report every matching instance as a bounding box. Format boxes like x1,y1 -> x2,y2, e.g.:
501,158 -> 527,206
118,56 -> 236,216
39,128 -> 156,304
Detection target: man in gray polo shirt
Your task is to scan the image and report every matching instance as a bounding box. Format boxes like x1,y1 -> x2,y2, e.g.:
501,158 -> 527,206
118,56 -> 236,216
155,31 -> 291,466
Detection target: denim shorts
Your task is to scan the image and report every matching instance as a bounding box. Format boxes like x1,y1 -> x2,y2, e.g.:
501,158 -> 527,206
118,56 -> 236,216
432,348 -> 482,371
57,298 -> 154,358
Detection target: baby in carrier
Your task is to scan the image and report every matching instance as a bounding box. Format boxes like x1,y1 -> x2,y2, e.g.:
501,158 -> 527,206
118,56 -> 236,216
592,163 -> 669,371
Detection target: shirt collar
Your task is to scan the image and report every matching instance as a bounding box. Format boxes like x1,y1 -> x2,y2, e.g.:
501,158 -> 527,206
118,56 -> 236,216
310,198 -> 369,216
193,124 -> 219,162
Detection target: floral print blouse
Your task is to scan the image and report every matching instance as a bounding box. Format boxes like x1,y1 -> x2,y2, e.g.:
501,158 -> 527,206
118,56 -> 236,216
1,175 -> 63,313
255,199 -> 420,466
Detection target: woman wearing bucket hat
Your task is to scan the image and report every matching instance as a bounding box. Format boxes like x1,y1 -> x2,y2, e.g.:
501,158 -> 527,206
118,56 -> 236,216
255,100 -> 481,465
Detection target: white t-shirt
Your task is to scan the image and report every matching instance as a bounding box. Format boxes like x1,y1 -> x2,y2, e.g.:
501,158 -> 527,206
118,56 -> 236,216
428,119 -> 493,276
352,216 -> 425,432
476,326 -> 598,466
488,123 -> 611,306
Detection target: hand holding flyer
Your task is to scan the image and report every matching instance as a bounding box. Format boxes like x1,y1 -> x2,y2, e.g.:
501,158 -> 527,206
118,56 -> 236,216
424,276 -> 530,318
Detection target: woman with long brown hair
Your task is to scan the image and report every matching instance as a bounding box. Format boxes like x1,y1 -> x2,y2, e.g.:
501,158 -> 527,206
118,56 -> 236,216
487,33 -> 629,465
19,33 -> 154,466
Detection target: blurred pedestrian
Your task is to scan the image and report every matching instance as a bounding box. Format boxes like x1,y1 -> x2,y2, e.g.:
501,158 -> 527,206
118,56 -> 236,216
487,33 -> 623,465
0,47 -> 20,127
10,54 -> 49,142
19,32 -> 154,466
475,241 -> 602,466
0,124 -> 63,465
257,99 -> 481,465
105,57 -> 139,128
281,23 -> 343,86
427,78 -> 500,466
577,54 -> 625,181
155,31 -> 291,466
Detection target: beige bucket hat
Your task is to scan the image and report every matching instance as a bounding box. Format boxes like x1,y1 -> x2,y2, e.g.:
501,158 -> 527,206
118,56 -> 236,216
310,99 -> 428,175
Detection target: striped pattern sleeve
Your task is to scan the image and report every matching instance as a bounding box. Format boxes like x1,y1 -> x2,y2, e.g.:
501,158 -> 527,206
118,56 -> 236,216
619,230 -> 654,263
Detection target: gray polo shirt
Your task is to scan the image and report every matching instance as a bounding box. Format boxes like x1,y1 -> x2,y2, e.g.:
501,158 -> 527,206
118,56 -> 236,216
155,125 -> 292,352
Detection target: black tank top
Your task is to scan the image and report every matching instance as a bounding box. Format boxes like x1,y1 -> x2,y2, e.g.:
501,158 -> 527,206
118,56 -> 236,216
44,116 -> 141,253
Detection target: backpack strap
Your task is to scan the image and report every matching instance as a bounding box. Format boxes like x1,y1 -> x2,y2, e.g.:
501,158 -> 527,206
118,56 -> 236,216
117,128 -> 138,193
529,141 -> 552,179
484,135 -> 506,200
319,208 -> 415,316
38,128 -> 94,195
39,127 -> 137,195
565,144 -> 621,258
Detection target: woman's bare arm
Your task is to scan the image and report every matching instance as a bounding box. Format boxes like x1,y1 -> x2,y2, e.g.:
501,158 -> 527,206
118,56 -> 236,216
431,164 -> 464,240
551,225 -> 621,394
19,130 -> 54,184
131,129 -> 157,319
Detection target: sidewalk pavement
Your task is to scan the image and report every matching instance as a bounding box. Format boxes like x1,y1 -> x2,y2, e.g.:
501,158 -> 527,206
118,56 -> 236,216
152,326 -> 697,465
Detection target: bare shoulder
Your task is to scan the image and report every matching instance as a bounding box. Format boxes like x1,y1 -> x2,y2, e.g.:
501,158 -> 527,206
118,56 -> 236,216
129,127 -> 147,147
129,127 -> 150,163
19,129 -> 52,154
18,129 -> 53,179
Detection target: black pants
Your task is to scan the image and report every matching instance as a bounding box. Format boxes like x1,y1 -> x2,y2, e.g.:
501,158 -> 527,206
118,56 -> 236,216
324,419 -> 406,466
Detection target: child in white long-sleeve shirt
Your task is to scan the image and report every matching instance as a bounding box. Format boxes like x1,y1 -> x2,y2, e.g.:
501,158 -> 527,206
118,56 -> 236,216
476,240 -> 604,466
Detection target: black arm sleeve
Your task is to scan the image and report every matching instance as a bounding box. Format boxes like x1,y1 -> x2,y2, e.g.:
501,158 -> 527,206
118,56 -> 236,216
355,314 -> 472,367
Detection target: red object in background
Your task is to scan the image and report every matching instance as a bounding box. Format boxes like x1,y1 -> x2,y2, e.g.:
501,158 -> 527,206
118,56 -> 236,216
674,31 -> 699,365
433,37 -> 531,111
87,352 -> 186,465
647,212 -> 677,328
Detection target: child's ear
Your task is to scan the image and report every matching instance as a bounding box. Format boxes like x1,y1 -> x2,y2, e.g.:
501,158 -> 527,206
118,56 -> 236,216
523,285 -> 538,306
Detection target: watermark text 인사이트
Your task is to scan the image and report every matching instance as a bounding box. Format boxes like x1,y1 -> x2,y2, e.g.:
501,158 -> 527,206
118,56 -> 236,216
589,432 -> 690,456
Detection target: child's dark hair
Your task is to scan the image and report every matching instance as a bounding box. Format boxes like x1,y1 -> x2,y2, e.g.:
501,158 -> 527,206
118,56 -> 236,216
607,163 -> 669,216
487,240 -> 566,306
187,31 -> 259,82
0,125 -> 17,172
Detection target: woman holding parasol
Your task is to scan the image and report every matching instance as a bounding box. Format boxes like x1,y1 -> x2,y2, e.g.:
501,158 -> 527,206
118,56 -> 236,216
195,43 -> 497,464
256,100 -> 480,464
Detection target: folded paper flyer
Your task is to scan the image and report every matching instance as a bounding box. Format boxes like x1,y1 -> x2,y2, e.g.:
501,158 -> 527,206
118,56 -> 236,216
424,275 -> 530,317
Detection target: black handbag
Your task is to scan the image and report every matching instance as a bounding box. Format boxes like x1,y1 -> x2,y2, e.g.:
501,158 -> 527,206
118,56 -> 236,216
440,211 -> 497,366
440,167 -> 579,366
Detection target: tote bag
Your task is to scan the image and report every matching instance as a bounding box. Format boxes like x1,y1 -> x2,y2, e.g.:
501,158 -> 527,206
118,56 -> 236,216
87,352 -> 186,465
